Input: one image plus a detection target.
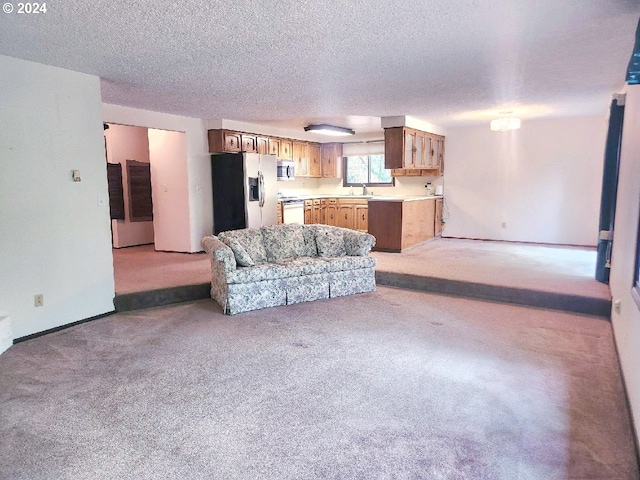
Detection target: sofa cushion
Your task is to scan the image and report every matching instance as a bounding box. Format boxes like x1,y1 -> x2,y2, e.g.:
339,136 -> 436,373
227,263 -> 290,284
274,257 -> 329,276
314,225 -> 346,257
322,255 -> 377,272
343,230 -> 376,256
222,238 -> 255,267
261,224 -> 304,261
218,229 -> 267,263
300,226 -> 318,257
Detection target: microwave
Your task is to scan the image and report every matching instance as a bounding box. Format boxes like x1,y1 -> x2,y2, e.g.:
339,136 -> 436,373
277,160 -> 295,181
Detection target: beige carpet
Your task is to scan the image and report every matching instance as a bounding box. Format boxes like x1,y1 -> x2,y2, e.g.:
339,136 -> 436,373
112,245 -> 210,294
1,287 -> 636,479
372,238 -> 609,300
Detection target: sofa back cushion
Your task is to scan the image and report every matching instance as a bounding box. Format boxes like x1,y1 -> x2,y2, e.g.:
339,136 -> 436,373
300,226 -> 318,257
314,225 -> 347,257
218,229 -> 267,263
222,238 -> 255,267
261,224 -> 305,261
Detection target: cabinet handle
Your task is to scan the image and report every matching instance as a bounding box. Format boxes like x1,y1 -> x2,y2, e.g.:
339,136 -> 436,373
362,214 -> 365,220
344,214 -> 348,219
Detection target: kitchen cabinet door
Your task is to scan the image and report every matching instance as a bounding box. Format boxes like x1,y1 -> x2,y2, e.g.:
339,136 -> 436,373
321,143 -> 342,178
355,205 -> 368,232
293,141 -> 309,177
337,205 -> 354,229
435,197 -> 443,236
325,205 -> 338,226
414,132 -> 426,168
403,130 -> 415,168
304,206 -> 313,224
312,205 -> 321,224
280,139 -> 293,160
224,132 -> 242,152
241,134 -> 257,153
257,137 -> 269,155
309,143 -> 322,178
268,138 -> 280,157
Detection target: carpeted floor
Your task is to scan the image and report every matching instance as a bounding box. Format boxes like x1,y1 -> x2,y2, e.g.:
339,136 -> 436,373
1,287 -> 637,479
372,238 -> 609,301
113,245 -> 210,294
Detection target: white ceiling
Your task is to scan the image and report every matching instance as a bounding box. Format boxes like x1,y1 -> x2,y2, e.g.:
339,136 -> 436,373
0,0 -> 638,132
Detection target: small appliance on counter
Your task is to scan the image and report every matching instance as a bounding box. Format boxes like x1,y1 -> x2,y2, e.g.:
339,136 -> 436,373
277,160 -> 295,181
435,185 -> 444,196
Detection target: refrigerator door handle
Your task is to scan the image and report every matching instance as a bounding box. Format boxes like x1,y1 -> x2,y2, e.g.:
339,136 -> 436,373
258,171 -> 265,207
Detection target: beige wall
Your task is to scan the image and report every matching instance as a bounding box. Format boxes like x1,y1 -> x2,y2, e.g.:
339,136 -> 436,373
0,55 -> 114,340
105,124 -> 154,248
442,116 -> 607,246
609,84 -> 640,449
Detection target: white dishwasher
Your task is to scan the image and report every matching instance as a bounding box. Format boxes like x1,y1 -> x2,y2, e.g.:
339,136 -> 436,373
282,200 -> 305,224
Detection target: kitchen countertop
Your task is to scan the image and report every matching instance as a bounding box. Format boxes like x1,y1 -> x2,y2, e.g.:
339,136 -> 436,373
278,194 -> 442,202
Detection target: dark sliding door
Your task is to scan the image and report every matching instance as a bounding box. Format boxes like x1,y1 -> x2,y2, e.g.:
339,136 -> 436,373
595,97 -> 624,284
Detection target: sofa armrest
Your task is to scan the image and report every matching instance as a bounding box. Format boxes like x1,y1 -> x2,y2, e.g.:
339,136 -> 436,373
343,230 -> 376,256
201,235 -> 237,273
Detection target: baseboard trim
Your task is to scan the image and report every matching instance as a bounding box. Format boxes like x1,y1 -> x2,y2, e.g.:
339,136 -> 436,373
375,271 -> 611,318
13,311 -> 116,344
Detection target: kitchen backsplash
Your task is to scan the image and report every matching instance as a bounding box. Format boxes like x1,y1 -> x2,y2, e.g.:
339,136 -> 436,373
277,175 -> 444,197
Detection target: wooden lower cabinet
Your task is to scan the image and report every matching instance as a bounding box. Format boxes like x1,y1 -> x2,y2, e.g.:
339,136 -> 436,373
355,205 -> 368,232
303,197 -> 367,231
368,199 -> 436,252
277,201 -> 283,224
337,205 -> 355,229
435,197 -> 443,236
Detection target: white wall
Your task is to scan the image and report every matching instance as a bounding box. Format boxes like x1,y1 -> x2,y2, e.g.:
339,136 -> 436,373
609,84 -> 640,449
0,55 -> 115,340
442,116 -> 607,246
105,124 -> 154,248
147,129 -> 191,252
102,104 -> 210,252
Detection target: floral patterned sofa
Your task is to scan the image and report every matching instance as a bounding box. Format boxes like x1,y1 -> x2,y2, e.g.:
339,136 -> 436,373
201,224 -> 377,314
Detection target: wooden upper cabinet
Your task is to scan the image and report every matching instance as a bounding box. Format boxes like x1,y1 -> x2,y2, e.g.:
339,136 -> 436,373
256,136 -> 269,155
292,141 -> 309,177
280,139 -> 293,160
268,138 -> 280,157
224,132 -> 242,152
309,143 -> 322,178
385,127 -> 445,175
241,134 -> 257,153
403,130 -> 414,167
321,142 -> 342,178
384,127 -> 404,169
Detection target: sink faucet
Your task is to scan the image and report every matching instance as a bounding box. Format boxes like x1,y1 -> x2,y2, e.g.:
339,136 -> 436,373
362,184 -> 368,195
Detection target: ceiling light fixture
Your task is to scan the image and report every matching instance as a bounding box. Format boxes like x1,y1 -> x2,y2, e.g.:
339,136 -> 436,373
304,124 -> 355,136
490,112 -> 521,132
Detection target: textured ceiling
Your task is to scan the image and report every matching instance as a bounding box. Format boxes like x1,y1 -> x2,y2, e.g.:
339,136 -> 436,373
0,0 -> 638,130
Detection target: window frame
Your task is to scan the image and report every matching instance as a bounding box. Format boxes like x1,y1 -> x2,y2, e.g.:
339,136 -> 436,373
342,154 -> 394,188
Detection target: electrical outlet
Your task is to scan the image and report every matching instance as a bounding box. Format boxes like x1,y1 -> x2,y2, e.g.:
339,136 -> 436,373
501,222 -> 507,229
34,294 -> 43,307
614,299 -> 621,314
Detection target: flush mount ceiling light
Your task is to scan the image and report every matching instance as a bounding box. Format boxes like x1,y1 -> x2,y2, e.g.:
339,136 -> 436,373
304,124 -> 355,136
490,112 -> 521,132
